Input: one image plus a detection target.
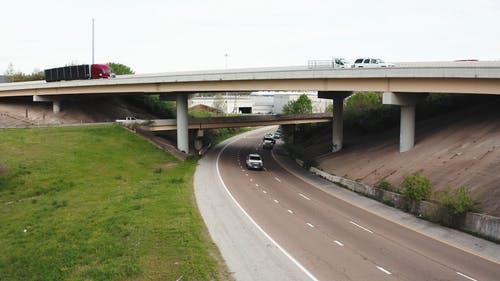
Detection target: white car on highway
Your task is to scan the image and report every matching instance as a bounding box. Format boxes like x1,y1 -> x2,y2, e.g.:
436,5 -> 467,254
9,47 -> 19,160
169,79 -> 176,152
353,58 -> 395,68
246,154 -> 264,170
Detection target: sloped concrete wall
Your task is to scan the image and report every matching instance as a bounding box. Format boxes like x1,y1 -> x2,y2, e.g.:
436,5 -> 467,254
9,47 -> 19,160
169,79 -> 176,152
307,165 -> 500,241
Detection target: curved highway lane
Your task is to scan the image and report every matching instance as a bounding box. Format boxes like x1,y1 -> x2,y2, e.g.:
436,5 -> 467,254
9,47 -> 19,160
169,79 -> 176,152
217,129 -> 500,281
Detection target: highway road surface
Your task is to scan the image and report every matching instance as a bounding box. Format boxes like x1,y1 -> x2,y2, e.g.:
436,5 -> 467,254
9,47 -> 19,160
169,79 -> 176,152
206,129 -> 500,281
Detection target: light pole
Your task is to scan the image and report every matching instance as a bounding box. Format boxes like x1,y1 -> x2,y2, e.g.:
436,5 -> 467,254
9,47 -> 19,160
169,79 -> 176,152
92,18 -> 95,65
88,18 -> 95,79
224,53 -> 229,113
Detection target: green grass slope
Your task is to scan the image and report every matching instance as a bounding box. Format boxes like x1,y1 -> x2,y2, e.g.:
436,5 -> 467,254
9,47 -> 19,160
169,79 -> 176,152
0,126 -> 229,281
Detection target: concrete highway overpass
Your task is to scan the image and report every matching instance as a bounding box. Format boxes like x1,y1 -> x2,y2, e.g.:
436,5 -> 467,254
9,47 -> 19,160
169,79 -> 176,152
147,113 -> 332,131
1,61 -> 500,153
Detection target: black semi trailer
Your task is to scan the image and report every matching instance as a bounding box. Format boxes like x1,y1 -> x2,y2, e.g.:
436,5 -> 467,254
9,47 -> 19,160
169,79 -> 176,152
44,65 -> 90,82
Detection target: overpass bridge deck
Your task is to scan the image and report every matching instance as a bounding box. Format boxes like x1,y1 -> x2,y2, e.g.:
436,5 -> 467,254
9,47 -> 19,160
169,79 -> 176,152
147,113 -> 333,131
1,63 -> 500,97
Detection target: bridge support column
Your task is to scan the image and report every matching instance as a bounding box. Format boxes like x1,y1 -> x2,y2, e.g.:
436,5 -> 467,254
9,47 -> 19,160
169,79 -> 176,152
383,92 -> 427,152
52,100 -> 61,113
282,124 -> 295,144
318,91 -> 352,152
194,130 -> 204,151
176,93 -> 189,153
33,95 -> 62,113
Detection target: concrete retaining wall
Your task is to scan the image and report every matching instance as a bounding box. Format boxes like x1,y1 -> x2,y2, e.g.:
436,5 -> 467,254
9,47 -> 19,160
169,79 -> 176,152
307,165 -> 500,242
463,213 -> 500,242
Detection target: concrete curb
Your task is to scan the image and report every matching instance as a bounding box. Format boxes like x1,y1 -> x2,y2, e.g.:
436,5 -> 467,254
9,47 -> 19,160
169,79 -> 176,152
307,165 -> 500,242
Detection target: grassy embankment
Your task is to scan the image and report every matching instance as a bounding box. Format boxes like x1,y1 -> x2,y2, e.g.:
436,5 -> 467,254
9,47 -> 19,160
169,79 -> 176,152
0,125 -> 231,281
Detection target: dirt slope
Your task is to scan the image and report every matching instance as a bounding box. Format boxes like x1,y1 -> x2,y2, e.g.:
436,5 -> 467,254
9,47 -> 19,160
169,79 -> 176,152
317,100 -> 500,216
0,96 -> 156,126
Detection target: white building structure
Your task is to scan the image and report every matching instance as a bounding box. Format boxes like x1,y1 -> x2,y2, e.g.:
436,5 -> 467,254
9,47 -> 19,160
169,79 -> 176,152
189,91 -> 330,114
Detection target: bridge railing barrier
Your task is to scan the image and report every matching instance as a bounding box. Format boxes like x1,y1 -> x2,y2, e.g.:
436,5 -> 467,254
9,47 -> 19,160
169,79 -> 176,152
307,60 -> 335,69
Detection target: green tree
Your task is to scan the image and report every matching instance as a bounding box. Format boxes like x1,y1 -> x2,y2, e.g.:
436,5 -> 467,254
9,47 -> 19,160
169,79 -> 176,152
343,92 -> 399,133
4,63 -> 45,82
345,92 -> 382,113
282,94 -> 313,114
106,62 -> 135,75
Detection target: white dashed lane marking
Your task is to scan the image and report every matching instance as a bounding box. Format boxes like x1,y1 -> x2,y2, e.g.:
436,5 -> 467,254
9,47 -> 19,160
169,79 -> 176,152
298,193 -> 311,201
287,209 -> 294,214
306,223 -> 315,228
255,184 -> 259,187
334,240 -> 344,247
456,272 -> 477,281
274,177 -> 281,182
274,199 -> 279,204
263,190 -> 267,194
349,221 -> 374,234
376,266 -> 392,275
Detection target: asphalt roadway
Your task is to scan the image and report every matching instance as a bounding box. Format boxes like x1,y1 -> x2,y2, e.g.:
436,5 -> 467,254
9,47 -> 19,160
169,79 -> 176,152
194,128 -> 500,281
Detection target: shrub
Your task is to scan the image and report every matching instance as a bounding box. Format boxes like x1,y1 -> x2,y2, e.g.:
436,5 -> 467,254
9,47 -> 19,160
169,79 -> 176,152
376,180 -> 394,192
439,186 -> 476,216
401,172 -> 432,202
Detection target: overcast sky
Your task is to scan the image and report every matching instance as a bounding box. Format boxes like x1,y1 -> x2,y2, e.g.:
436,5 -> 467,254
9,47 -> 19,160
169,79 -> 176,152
1,0 -> 499,74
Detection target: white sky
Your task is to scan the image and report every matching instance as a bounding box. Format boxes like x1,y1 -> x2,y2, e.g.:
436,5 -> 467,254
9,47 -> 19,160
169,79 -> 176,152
1,0 -> 499,74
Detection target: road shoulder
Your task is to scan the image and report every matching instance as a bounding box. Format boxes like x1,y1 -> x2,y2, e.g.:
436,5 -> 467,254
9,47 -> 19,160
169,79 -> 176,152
194,129 -> 314,281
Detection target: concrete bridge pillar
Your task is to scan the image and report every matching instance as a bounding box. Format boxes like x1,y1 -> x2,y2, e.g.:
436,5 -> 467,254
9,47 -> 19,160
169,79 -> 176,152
33,95 -> 62,113
383,92 -> 428,152
52,100 -> 61,113
318,91 -> 352,152
282,124 -> 295,144
176,93 -> 189,153
194,130 -> 204,151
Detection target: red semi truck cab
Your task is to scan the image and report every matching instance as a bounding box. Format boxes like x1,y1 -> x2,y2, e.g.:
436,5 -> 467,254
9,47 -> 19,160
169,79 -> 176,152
91,64 -> 115,79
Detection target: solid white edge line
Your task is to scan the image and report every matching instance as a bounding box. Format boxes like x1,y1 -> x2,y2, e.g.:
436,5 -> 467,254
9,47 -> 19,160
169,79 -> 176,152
376,266 -> 392,275
299,193 -> 311,201
456,272 -> 478,281
216,136 -> 319,281
334,240 -> 344,247
349,221 -> 374,234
